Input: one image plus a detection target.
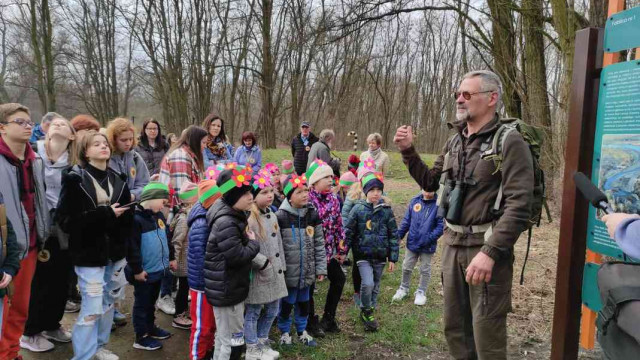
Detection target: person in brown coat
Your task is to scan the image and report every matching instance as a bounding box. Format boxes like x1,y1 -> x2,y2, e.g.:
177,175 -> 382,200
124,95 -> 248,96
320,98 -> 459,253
394,70 -> 534,360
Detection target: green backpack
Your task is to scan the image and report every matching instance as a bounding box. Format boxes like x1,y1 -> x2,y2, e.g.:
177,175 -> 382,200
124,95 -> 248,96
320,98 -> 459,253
481,117 -> 551,284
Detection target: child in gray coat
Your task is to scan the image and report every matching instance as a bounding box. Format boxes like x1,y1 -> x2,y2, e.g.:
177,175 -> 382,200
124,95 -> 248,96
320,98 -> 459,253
244,171 -> 288,360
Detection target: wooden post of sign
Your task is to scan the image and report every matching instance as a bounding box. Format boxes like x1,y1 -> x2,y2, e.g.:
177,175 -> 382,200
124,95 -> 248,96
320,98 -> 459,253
577,0 -> 625,350
550,27 -> 604,360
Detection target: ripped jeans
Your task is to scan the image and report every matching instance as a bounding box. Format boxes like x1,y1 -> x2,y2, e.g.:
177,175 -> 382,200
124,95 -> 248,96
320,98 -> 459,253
72,259 -> 127,360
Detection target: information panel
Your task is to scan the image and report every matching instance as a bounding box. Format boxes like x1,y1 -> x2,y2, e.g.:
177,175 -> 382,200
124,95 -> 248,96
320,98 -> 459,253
604,6 -> 640,53
586,60 -> 640,260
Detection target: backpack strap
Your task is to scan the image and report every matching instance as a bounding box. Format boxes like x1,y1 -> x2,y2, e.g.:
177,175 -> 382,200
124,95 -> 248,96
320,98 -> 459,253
481,124 -> 518,213
599,286 -> 640,334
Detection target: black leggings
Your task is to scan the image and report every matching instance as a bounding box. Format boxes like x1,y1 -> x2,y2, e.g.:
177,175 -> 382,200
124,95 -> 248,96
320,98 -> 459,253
309,258 -> 346,320
174,276 -> 189,316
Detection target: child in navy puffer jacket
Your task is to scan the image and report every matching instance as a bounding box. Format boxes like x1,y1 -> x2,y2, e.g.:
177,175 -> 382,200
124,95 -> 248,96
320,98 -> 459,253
392,190 -> 443,306
186,180 -> 219,360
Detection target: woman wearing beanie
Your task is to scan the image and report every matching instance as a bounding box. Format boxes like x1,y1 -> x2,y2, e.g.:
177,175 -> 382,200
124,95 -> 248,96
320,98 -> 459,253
359,133 -> 390,176
56,131 -> 133,360
186,180 -> 220,360
244,170 -> 288,360
169,181 -> 199,330
204,167 -> 261,360
306,160 -> 347,335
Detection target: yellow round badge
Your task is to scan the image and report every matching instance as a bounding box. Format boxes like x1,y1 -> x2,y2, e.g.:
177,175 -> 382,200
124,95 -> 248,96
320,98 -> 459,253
157,219 -> 165,229
366,220 -> 372,230
305,146 -> 311,152
130,167 -> 137,178
306,226 -> 314,237
413,203 -> 422,212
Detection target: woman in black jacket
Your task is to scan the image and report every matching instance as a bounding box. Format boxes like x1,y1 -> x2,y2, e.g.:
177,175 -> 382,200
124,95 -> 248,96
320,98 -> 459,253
56,130 -> 134,360
135,118 -> 169,176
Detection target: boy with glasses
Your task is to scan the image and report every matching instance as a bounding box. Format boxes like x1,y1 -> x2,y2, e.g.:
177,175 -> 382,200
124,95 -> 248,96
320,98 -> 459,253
0,103 -> 50,360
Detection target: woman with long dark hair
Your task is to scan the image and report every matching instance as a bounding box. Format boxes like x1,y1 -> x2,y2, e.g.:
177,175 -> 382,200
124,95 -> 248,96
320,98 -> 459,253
159,125 -> 208,195
157,125 -> 208,316
202,114 -> 233,167
136,118 -> 169,176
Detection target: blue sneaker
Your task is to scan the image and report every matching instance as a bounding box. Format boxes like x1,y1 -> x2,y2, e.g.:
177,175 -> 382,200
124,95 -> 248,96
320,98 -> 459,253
133,336 -> 162,351
149,326 -> 171,340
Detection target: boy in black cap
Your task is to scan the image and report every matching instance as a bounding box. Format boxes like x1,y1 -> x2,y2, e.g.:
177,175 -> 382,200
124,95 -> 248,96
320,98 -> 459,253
203,167 -> 262,360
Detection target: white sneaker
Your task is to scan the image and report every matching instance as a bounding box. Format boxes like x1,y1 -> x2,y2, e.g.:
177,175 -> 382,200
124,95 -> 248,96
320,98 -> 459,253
42,327 -> 72,343
414,290 -> 427,306
298,330 -> 317,347
392,287 -> 408,302
259,338 -> 280,358
245,344 -> 275,360
156,294 -> 176,315
94,347 -> 119,360
279,332 -> 292,345
20,334 -> 55,352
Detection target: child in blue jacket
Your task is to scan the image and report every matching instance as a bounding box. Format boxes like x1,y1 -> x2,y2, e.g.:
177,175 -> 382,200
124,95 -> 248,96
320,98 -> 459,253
392,190 -> 443,306
126,182 -> 177,351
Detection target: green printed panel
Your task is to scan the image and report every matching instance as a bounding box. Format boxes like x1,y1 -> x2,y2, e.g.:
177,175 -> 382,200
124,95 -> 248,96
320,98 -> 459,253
587,60 -> 640,259
604,6 -> 640,52
582,262 -> 603,312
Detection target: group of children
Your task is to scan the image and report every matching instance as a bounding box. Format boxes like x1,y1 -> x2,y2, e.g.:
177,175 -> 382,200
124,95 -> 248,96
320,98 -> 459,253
0,127 -> 443,360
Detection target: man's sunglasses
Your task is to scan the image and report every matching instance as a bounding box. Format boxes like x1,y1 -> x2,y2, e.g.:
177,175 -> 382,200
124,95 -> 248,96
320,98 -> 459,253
454,90 -> 495,101
2,118 -> 35,128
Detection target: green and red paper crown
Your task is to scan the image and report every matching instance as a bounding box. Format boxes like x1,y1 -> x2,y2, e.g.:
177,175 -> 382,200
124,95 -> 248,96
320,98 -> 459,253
305,159 -> 327,180
218,165 -> 252,195
360,158 -> 376,172
361,171 -> 384,188
205,164 -> 225,180
252,169 -> 273,190
283,173 -> 307,197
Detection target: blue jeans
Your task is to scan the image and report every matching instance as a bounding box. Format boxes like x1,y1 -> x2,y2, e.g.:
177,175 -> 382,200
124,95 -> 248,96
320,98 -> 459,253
277,286 -> 310,334
244,301 -> 280,345
72,259 -> 127,360
357,260 -> 385,309
132,272 -> 163,336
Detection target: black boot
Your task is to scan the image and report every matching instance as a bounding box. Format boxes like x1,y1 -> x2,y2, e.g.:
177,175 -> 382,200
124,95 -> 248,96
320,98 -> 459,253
320,315 -> 341,333
360,307 -> 378,332
306,314 -> 326,338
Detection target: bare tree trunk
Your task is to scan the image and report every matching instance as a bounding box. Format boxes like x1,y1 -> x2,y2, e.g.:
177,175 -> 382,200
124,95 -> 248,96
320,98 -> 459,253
487,0 -> 520,117
522,0 -> 552,165
258,0 -> 276,148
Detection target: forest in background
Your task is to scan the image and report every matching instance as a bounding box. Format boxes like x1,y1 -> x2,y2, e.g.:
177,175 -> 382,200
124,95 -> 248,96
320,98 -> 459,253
2,0 -> 639,176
